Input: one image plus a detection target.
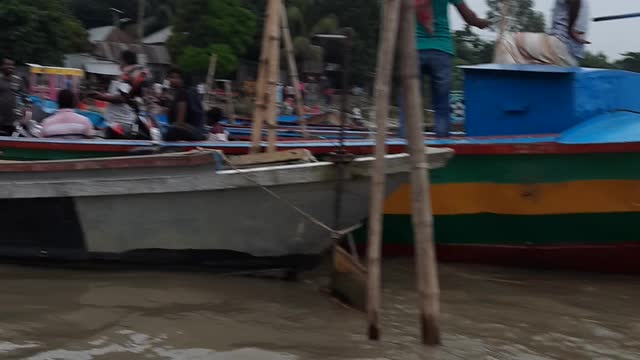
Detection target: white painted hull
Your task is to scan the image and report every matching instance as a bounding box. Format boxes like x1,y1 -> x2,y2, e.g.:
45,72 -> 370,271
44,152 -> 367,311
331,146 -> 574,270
0,149 -> 453,266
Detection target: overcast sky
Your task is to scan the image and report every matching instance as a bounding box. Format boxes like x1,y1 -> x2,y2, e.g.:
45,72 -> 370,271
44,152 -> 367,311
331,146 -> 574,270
450,0 -> 638,59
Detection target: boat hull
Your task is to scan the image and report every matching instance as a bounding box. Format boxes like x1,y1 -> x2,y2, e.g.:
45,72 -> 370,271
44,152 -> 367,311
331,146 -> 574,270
355,148 -> 640,273
0,137 -> 409,160
0,149 -> 453,269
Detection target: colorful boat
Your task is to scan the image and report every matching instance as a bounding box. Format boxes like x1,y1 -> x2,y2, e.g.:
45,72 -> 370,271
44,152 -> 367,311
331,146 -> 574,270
7,63 -> 640,273
358,64 -> 640,273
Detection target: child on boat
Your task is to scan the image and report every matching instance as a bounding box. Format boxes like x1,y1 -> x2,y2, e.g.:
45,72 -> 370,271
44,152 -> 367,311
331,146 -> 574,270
207,107 -> 229,142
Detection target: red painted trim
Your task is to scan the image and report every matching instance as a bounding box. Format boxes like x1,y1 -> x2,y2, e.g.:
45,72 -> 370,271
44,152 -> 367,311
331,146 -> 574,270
0,139 -> 142,152
366,243 -> 640,274
434,142 -> 640,155
0,152 -> 215,173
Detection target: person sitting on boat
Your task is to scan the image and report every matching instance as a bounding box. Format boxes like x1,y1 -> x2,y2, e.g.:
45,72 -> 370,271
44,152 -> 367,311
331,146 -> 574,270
0,57 -> 27,136
41,90 -> 94,139
494,0 -> 590,66
206,107 -> 229,142
90,50 -> 151,127
164,68 -> 207,142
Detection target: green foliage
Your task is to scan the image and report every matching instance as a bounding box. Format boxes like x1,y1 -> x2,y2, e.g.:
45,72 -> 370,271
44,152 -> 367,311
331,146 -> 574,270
581,52 -> 617,69
177,45 -> 237,78
616,52 -> 640,73
70,0 -> 176,35
486,0 -> 545,33
311,0 -> 380,85
451,26 -> 494,90
168,0 -> 256,77
0,0 -> 89,65
578,52 -> 640,73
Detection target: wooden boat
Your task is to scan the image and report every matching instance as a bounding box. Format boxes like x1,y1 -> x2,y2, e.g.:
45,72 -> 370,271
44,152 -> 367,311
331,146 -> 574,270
12,64 -> 640,273
0,147 -> 453,269
354,64 -> 640,273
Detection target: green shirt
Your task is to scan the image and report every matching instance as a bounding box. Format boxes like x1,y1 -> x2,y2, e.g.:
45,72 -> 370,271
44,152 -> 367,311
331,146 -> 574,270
416,0 -> 463,55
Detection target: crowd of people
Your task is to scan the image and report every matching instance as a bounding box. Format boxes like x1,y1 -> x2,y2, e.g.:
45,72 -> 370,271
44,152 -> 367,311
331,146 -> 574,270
1,0 -> 591,142
0,50 -> 228,142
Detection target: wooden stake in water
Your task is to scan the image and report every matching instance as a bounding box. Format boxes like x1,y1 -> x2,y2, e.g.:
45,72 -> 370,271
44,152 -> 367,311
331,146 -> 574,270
280,4 -> 308,138
398,0 -> 441,346
366,0 -> 402,341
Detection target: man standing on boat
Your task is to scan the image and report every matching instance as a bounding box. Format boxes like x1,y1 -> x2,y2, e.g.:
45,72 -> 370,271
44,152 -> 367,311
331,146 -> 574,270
415,0 -> 489,138
494,0 -> 590,66
0,58 -> 26,136
90,50 -> 151,127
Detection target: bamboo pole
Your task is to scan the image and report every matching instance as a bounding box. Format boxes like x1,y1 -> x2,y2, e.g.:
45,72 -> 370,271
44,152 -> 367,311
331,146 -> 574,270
366,0 -> 402,342
280,4 -> 308,138
204,54 -> 218,110
264,0 -> 282,153
224,80 -> 236,124
250,1 -> 278,153
398,0 -> 441,346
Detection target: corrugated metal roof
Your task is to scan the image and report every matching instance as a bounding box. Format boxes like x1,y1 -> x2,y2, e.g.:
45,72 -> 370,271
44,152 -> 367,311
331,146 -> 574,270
85,61 -> 122,76
144,27 -> 173,44
64,53 -> 96,69
88,26 -> 116,43
93,42 -> 171,65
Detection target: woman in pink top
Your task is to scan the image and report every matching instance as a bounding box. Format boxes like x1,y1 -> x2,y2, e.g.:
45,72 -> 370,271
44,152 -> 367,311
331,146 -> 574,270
41,90 -> 94,139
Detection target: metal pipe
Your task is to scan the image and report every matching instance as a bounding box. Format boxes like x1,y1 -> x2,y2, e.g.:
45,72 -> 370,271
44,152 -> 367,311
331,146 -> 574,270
339,28 -> 354,155
593,12 -> 640,22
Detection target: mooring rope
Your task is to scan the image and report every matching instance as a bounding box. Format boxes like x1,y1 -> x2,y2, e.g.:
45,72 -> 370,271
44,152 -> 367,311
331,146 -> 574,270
223,158 -> 362,240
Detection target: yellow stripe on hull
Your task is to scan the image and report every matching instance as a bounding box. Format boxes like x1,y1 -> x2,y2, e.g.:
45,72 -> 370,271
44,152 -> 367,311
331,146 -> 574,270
384,181 -> 640,216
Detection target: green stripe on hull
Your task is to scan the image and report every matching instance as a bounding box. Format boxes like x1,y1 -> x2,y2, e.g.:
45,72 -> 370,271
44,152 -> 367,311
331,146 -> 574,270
433,153 -> 640,184
355,213 -> 640,247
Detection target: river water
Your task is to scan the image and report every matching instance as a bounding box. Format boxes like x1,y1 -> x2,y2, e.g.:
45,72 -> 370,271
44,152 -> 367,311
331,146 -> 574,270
1,259 -> 639,360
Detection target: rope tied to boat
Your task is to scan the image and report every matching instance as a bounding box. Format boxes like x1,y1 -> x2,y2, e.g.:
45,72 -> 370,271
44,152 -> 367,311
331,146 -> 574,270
222,158 -> 361,240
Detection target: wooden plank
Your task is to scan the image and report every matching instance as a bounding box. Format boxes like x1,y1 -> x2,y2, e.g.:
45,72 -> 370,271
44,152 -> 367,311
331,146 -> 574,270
331,245 -> 367,311
228,149 -> 315,167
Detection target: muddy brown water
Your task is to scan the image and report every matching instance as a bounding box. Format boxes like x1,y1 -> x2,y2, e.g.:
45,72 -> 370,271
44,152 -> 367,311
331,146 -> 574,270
1,259 -> 639,359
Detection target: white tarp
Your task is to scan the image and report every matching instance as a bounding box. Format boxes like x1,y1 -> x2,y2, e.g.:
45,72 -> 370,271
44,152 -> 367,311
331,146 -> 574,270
494,32 -> 578,67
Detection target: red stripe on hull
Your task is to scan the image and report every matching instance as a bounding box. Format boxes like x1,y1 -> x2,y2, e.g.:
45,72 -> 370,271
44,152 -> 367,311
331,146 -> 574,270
435,142 -> 640,155
360,243 -> 640,274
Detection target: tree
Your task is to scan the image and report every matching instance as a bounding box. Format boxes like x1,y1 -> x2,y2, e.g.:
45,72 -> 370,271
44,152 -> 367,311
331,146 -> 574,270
240,0 -> 380,85
70,0 -> 138,29
487,0 -> 545,33
452,26 -> 494,91
310,0 -> 380,85
580,51 -> 617,69
168,0 -> 257,77
71,0 -> 176,35
616,52 -> 640,73
0,0 -> 89,65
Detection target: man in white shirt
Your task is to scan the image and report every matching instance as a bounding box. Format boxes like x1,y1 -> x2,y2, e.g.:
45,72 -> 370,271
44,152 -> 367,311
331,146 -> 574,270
494,0 -> 590,66
41,90 -> 94,139
90,50 -> 150,126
